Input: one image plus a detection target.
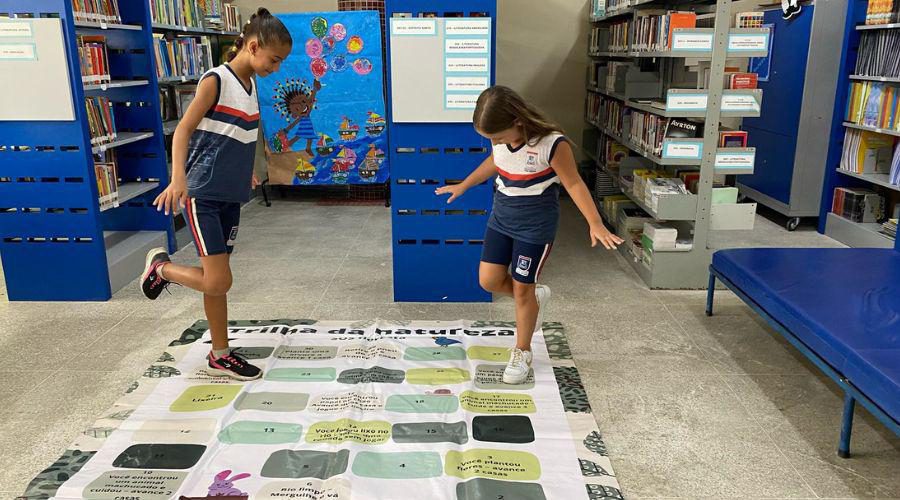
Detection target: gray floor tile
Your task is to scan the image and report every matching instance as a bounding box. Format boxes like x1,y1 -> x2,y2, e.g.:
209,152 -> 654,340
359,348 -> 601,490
397,302 -> 493,321
312,302 -> 406,322
0,370 -> 55,401
227,256 -> 343,303
322,257 -> 394,303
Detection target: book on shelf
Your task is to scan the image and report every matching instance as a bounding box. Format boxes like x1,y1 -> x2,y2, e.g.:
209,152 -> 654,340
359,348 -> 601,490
839,128 -> 896,174
632,10 -> 696,52
882,218 -> 897,238
153,34 -> 213,80
71,0 -> 121,23
151,0 -> 204,28
200,0 -> 243,32
664,118 -> 703,139
94,150 -> 119,211
85,96 -> 117,146
160,87 -> 179,121
77,35 -> 111,85
891,141 -> 900,184
728,72 -> 758,89
832,187 -> 884,222
735,11 -> 764,28
719,131 -> 748,147
865,0 -> 899,25
845,81 -> 900,130
855,31 -> 900,79
175,84 -> 199,118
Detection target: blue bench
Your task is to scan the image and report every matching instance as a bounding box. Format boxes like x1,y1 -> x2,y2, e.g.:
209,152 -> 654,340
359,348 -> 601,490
706,248 -> 900,458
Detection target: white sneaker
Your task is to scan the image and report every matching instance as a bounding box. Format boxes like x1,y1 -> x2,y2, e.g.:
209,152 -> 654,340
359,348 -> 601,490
503,348 -> 533,384
534,285 -> 551,333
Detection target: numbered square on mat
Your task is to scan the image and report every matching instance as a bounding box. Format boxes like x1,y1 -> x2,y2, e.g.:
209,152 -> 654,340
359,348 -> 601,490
169,385 -> 243,412
351,451 -> 443,479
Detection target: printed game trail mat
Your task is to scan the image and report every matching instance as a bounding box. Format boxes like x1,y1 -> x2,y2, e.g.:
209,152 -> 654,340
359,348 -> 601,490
19,320 -> 622,500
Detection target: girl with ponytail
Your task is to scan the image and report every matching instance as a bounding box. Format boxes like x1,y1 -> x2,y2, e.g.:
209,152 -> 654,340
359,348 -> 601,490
142,8 -> 293,380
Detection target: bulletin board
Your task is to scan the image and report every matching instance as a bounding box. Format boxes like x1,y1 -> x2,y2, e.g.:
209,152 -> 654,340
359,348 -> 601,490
389,17 -> 492,123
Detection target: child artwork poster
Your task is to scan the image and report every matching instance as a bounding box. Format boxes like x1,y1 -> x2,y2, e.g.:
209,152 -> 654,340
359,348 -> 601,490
258,12 -> 389,186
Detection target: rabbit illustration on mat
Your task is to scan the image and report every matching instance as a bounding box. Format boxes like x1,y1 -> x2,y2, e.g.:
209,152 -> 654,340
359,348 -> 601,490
207,470 -> 250,497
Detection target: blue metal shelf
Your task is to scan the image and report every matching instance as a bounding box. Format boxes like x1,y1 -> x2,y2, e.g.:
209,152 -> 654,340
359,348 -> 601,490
385,0 -> 497,302
0,0 -> 175,300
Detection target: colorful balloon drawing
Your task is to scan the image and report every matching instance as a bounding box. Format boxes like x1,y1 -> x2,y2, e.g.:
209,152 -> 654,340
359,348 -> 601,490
305,38 -> 323,59
322,36 -> 336,55
311,16 -> 328,38
330,54 -> 348,72
346,35 -> 363,54
352,58 -> 373,75
330,23 -> 347,41
311,58 -> 328,79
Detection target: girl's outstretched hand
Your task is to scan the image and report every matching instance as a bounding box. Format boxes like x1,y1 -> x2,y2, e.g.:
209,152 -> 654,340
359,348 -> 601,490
251,172 -> 261,189
435,184 -> 467,203
589,222 -> 624,250
153,178 -> 188,216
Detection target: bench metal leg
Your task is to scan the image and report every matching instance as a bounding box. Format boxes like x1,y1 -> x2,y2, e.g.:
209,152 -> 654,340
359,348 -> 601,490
706,271 -> 716,316
839,391 -> 855,458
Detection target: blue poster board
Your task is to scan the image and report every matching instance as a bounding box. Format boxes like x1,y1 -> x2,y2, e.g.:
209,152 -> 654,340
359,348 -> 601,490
258,11 -> 389,186
749,22 -> 774,82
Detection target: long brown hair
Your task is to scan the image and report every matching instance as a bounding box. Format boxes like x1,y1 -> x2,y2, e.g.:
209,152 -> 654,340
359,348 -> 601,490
473,86 -> 564,146
227,7 -> 293,62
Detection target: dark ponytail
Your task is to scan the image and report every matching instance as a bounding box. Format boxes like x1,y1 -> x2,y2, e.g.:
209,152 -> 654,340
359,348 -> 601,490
227,7 -> 293,62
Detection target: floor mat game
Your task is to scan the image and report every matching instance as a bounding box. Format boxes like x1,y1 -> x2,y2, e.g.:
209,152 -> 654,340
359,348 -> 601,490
19,320 -> 622,500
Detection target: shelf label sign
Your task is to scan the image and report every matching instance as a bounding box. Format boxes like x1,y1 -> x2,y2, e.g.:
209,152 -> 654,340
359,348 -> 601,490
715,151 -> 755,170
671,32 -> 713,51
0,43 -> 36,60
728,33 -> 768,52
662,140 -> 703,159
446,94 -> 480,109
666,93 -> 708,111
445,76 -> 489,93
445,19 -> 490,36
0,21 -> 33,38
391,19 -> 437,36
722,94 -> 760,112
445,39 -> 489,54
445,57 -> 489,73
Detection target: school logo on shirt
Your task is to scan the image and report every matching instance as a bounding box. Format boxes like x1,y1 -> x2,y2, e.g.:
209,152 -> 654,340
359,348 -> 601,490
525,151 -> 539,172
515,255 -> 532,277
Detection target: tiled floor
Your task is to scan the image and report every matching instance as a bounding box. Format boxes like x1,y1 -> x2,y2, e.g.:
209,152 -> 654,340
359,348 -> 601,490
0,198 -> 897,499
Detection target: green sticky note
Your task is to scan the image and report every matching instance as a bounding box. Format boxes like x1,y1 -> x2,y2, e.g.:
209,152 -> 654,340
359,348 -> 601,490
459,391 -> 536,414
445,449 -> 542,481
351,451 -> 443,479
385,394 -> 460,414
406,368 -> 470,385
218,421 -> 303,445
467,346 -> 509,362
264,367 -> 336,382
403,347 -> 467,361
170,385 -> 243,412
306,419 -> 391,445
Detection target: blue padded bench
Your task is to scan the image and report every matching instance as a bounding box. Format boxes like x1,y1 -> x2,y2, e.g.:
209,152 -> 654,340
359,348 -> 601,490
706,248 -> 900,458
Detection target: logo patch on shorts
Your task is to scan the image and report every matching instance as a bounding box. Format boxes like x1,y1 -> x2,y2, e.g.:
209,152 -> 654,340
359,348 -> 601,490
227,226 -> 239,246
515,255 -> 532,277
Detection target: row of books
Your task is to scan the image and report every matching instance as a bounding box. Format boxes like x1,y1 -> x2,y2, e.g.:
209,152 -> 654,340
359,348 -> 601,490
735,11 -> 764,28
854,31 -> 900,79
72,0 -> 121,23
150,0 -> 205,28
77,35 -> 110,84
845,81 -> 900,131
882,218 -> 897,238
864,0 -> 899,25
839,128 -> 897,175
160,84 -> 198,122
94,151 -> 120,211
153,34 -> 213,80
632,11 -> 697,52
832,187 -> 885,223
85,97 -> 117,146
202,1 -> 242,32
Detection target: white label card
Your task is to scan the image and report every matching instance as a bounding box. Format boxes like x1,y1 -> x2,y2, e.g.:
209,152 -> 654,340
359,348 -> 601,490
445,39 -> 489,54
728,34 -> 768,51
715,152 -> 755,169
0,43 -> 35,60
671,32 -> 713,51
446,94 -> 480,109
445,19 -> 491,36
391,19 -> 436,36
666,94 -> 708,110
0,22 -> 33,38
445,57 -> 489,73
446,76 -> 489,92
721,94 -> 761,112
663,142 -> 702,159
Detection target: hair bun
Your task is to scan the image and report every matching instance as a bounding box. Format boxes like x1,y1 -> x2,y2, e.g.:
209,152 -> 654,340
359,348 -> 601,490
256,7 -> 271,18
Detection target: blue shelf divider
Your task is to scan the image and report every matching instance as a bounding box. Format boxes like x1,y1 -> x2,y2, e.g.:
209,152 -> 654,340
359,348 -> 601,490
0,0 -> 175,301
385,0 -> 497,302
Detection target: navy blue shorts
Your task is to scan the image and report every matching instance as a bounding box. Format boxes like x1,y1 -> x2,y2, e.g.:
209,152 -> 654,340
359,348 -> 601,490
481,227 -> 553,284
185,197 -> 241,257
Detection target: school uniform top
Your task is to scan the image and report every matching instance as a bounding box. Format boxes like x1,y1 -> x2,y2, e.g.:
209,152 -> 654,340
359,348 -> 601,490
186,64 -> 260,203
488,133 -> 567,245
